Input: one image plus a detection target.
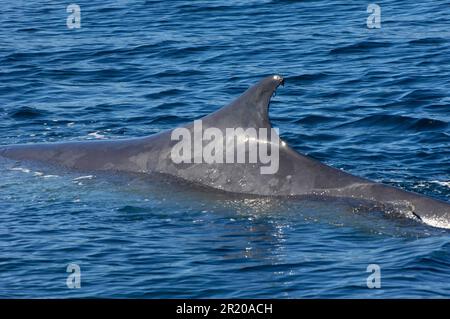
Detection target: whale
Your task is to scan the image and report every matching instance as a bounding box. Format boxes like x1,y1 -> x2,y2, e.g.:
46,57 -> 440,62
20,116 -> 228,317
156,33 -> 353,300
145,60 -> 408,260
1,75 -> 449,227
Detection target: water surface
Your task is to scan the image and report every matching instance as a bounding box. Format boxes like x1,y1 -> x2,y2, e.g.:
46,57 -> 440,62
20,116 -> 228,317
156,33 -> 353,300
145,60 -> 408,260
0,0 -> 449,298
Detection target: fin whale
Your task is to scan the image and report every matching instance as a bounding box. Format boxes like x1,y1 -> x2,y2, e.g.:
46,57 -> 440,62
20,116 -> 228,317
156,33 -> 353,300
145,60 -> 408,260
1,75 -> 449,227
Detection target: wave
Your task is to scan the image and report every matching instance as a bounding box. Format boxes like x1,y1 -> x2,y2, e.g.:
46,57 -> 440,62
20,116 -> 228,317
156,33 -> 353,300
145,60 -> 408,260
330,41 -> 392,55
8,106 -> 48,119
336,114 -> 448,132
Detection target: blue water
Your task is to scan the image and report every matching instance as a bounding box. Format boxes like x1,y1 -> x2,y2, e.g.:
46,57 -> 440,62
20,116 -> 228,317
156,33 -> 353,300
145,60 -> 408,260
1,0 -> 450,298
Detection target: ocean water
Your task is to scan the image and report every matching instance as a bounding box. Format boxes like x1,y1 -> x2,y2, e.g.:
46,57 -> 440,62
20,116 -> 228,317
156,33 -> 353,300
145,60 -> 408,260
0,0 -> 449,298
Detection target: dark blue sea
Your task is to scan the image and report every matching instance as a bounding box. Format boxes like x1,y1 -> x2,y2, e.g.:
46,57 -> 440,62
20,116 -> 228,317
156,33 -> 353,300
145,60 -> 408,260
0,0 -> 449,298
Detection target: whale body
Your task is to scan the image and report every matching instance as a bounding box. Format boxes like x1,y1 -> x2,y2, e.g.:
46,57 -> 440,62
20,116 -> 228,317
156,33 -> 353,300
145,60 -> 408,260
1,75 -> 449,228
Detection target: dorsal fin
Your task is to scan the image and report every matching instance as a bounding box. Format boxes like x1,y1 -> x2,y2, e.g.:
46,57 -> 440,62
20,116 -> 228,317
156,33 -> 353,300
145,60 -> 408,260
202,75 -> 284,129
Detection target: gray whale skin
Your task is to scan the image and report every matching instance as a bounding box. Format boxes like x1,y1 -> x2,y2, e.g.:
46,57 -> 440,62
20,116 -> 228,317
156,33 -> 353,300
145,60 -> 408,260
1,75 -> 449,228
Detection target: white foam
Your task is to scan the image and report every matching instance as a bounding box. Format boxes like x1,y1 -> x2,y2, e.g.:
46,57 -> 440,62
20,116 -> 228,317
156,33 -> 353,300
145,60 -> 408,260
87,131 -> 105,139
73,175 -> 94,181
421,216 -> 450,229
10,167 -> 59,178
10,167 -> 31,173
431,181 -> 450,188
